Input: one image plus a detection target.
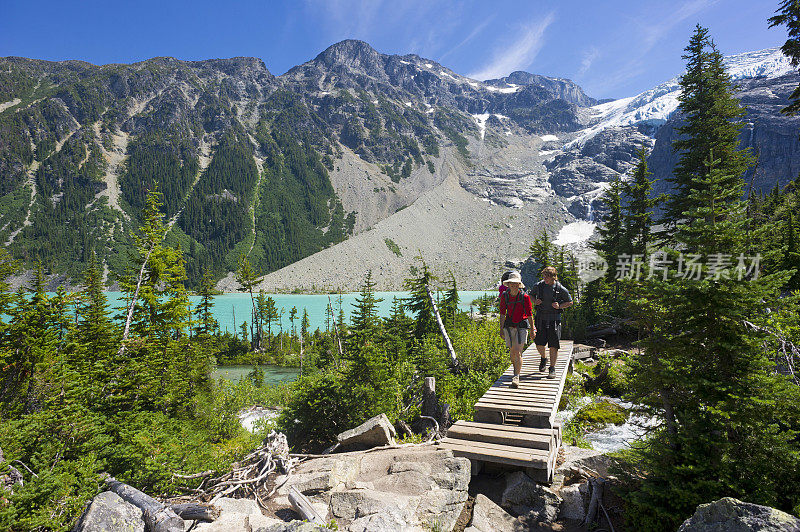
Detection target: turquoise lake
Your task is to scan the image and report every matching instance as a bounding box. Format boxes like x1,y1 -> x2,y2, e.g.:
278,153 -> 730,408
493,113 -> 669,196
101,291 -> 493,334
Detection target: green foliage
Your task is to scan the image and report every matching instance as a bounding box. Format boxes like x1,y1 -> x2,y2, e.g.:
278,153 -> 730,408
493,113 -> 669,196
617,26 -> 800,530
573,399 -> 629,428
384,238 -> 402,256
770,1 -> 800,116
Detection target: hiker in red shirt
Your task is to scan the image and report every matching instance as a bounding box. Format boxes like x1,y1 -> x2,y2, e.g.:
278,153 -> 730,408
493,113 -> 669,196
498,271 -> 536,388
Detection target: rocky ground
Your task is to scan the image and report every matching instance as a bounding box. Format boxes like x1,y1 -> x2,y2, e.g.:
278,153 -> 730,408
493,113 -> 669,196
219,139 -> 573,293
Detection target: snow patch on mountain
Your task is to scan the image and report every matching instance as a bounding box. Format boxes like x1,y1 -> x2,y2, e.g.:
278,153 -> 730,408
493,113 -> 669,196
473,113 -> 491,140
553,220 -> 596,245
571,48 -> 794,147
485,84 -> 521,94
540,134 -> 559,142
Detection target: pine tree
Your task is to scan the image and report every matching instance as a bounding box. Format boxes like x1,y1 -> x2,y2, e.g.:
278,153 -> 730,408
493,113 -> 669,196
194,270 -> 217,336
403,259 -> 438,338
623,145 -> 660,256
623,26 -> 800,529
659,25 -> 755,242
770,1 -> 800,115
592,175 -> 625,279
351,271 -> 382,336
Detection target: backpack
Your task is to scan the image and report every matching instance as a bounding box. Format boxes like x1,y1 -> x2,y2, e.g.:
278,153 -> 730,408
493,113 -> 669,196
502,290 -> 529,327
537,281 -> 565,311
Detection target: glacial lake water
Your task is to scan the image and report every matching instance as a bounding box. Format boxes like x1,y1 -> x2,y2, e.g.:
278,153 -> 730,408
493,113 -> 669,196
211,365 -> 301,385
101,290 -> 494,335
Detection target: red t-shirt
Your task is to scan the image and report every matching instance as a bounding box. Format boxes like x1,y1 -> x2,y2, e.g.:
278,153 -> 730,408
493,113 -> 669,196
499,291 -> 533,325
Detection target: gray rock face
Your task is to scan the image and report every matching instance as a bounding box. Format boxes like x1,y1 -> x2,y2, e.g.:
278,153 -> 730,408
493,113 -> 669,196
72,491 -> 144,532
193,497 -> 281,532
649,73 -> 800,206
678,497 -> 800,532
276,445 -> 470,532
501,471 -> 561,522
469,494 -> 518,532
336,413 -> 396,450
558,482 -> 590,521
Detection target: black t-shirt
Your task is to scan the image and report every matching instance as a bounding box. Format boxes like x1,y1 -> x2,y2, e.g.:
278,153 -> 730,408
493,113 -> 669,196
534,280 -> 572,321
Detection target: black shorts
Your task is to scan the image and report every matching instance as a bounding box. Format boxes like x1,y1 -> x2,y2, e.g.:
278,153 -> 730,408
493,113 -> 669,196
534,319 -> 561,349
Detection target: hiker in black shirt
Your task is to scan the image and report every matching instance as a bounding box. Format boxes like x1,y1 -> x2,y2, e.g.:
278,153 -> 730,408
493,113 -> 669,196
532,266 -> 573,378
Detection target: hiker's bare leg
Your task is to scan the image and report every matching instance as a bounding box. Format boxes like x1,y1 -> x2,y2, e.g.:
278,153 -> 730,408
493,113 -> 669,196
537,343 -> 547,361
511,344 -> 523,375
549,346 -> 558,367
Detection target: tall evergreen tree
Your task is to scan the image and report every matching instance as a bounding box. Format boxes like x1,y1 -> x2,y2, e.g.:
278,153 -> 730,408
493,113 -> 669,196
623,145 -> 660,256
623,26 -> 800,529
194,270 -> 217,336
659,25 -> 755,242
770,1 -> 800,115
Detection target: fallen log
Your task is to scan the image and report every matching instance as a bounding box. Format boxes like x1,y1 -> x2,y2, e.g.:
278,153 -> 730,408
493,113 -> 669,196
288,485 -> 326,525
586,327 -> 616,339
170,503 -> 218,522
104,475 -> 184,532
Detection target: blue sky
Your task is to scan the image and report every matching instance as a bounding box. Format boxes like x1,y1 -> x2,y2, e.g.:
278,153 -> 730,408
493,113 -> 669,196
1,1 -> 789,99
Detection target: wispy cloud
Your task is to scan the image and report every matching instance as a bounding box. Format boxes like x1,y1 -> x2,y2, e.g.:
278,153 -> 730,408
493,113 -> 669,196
587,0 -> 718,95
439,15 -> 495,61
640,0 -> 720,52
467,11 -> 556,81
577,47 -> 600,77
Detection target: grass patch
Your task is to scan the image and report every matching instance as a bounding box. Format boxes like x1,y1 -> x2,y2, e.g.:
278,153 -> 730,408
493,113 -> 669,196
384,238 -> 402,257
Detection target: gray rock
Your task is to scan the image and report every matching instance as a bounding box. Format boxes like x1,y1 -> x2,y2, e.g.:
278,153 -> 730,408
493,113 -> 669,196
336,413 -> 396,450
501,471 -> 561,521
72,491 -> 144,532
277,445 -> 470,532
558,482 -> 590,521
678,497 -> 800,532
193,497 -> 281,532
257,522 -> 329,532
469,494 -> 517,532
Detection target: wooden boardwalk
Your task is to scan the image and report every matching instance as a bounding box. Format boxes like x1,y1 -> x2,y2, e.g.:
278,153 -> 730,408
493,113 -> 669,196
440,341 -> 573,483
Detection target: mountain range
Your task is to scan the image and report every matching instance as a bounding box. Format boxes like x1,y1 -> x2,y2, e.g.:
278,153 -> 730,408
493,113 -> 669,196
0,40 -> 798,290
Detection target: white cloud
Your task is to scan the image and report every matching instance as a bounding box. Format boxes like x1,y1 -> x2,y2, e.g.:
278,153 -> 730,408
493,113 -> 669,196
640,0 -> 720,52
439,16 -> 495,61
577,47 -> 600,77
467,12 -> 556,81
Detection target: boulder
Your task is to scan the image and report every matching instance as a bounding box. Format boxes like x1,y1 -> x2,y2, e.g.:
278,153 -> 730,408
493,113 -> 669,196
72,491 -> 144,532
336,414 -> 396,450
276,445 -> 470,532
256,523 -> 329,532
469,494 -> 517,532
678,497 -> 800,532
501,471 -> 561,522
193,497 -> 281,531
559,482 -> 590,521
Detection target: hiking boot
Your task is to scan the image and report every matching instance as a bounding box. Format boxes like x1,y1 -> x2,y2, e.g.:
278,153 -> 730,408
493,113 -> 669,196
539,357 -> 548,372
511,375 -> 520,388
548,366 -> 556,379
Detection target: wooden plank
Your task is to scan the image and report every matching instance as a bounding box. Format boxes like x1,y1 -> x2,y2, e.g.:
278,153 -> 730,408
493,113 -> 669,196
475,397 -> 554,409
440,438 -> 550,463
440,439 -> 550,469
475,405 -> 552,417
446,425 -> 553,450
455,421 -> 556,437
483,388 -> 558,397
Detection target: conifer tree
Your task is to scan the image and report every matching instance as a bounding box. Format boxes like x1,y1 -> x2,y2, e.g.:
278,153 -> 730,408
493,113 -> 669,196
592,175 -> 625,280
351,271 -> 382,337
770,1 -> 800,115
623,26 -> 800,528
623,145 -> 660,256
403,259 -> 437,338
659,25 -> 754,242
194,271 -> 217,336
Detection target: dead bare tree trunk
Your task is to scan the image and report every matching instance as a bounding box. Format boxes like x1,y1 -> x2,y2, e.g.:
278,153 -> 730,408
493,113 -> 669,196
425,284 -> 458,368
118,246 -> 155,357
104,475 -> 184,532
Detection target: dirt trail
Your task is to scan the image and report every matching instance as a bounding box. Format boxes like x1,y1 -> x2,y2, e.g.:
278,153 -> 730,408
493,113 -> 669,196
0,98 -> 21,113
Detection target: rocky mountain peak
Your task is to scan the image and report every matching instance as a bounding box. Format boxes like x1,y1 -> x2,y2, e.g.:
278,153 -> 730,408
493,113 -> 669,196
311,39 -> 384,73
